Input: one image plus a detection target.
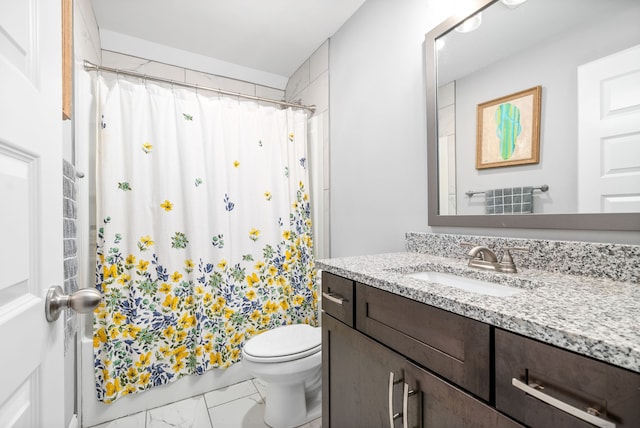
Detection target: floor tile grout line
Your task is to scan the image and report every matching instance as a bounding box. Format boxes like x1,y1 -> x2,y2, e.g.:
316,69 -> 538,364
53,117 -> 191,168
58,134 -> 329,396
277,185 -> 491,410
205,392 -> 216,428
204,379 -> 261,409
250,379 -> 266,402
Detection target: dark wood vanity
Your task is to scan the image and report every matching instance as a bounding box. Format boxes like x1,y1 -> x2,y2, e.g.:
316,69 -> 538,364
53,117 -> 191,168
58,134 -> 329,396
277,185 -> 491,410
321,271 -> 640,428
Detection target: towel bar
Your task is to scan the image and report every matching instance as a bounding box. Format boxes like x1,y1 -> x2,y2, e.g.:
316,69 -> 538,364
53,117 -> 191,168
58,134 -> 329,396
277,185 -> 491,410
466,184 -> 549,198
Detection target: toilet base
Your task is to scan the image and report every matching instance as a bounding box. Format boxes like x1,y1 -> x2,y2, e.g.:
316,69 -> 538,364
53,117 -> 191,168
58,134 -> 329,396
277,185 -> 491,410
263,381 -> 322,428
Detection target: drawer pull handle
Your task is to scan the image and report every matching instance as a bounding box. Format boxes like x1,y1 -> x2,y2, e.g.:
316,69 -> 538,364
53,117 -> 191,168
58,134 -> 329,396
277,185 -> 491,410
512,378 -> 615,428
322,291 -> 345,305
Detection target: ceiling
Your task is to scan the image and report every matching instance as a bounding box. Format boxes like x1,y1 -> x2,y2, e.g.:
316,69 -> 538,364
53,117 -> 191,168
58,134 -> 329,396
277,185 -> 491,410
90,0 -> 366,83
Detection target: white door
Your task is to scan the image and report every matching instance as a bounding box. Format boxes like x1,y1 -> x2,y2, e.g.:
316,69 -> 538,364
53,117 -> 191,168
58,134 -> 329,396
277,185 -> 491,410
0,1 -> 65,427
577,44 -> 640,213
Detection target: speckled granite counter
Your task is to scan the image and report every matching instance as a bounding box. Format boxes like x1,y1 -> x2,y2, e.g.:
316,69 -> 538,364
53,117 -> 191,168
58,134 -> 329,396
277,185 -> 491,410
316,251 -> 640,373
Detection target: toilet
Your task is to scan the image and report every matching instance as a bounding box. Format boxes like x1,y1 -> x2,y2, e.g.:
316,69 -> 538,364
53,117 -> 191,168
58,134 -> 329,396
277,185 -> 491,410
241,323 -> 322,428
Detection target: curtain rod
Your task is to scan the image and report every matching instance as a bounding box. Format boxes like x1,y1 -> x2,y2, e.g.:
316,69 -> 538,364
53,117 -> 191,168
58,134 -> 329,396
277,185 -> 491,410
83,60 -> 316,114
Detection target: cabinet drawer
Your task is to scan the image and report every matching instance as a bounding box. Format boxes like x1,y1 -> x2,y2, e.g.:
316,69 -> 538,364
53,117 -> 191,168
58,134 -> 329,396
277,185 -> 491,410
355,283 -> 491,401
321,272 -> 355,327
495,328 -> 640,428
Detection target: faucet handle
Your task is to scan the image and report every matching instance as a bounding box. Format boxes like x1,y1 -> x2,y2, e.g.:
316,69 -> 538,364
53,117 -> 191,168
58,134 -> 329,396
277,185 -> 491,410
460,242 -> 475,257
460,242 -> 482,260
500,246 -> 529,273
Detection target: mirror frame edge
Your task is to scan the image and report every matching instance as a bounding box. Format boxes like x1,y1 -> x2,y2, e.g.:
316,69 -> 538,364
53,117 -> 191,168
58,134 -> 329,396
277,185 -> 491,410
425,0 -> 640,231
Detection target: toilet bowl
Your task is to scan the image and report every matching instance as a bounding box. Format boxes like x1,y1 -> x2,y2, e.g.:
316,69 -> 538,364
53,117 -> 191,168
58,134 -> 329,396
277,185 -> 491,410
242,323 -> 322,428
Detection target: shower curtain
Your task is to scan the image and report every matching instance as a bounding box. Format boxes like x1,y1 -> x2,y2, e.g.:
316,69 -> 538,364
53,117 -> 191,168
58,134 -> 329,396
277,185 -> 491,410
93,75 -> 317,403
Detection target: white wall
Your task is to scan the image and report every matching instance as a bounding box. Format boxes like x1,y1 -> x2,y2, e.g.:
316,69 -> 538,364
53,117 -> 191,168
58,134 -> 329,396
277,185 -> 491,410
329,0 -> 452,257
329,0 -> 640,254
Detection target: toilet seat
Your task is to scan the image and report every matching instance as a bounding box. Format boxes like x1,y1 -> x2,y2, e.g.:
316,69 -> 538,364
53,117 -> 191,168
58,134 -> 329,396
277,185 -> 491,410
243,324 -> 321,363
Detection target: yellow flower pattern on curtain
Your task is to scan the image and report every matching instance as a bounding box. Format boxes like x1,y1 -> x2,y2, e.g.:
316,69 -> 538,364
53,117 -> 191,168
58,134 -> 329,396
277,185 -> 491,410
94,76 -> 317,403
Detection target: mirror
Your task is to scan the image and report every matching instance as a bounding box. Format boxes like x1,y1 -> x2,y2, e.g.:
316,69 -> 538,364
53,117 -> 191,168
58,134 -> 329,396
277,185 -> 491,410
426,0 -> 640,230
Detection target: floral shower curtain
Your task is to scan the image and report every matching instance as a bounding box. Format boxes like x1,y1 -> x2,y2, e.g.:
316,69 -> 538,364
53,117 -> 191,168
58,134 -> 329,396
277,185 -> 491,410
93,75 -> 317,403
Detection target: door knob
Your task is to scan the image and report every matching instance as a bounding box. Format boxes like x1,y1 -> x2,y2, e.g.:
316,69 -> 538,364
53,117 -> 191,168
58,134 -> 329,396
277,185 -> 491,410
45,285 -> 102,322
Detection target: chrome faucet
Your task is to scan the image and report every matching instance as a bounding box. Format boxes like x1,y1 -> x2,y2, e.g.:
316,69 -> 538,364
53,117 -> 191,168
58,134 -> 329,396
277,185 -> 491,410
460,243 -> 529,273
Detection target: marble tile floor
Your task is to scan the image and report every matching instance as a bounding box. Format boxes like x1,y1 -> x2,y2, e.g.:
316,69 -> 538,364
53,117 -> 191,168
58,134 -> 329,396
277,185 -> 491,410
87,379 -> 322,428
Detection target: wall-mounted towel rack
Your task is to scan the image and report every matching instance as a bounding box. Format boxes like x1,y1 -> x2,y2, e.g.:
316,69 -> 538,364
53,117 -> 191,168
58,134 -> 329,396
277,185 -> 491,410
466,184 -> 549,197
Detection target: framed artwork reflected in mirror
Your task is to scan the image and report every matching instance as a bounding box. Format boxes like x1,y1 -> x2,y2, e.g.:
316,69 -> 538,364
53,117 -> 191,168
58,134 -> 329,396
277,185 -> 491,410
476,85 -> 541,169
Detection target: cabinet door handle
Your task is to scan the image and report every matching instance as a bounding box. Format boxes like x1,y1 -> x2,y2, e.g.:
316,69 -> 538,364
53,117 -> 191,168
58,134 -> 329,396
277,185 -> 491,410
388,372 -> 402,427
402,383 -> 416,428
512,378 -> 615,428
322,291 -> 345,305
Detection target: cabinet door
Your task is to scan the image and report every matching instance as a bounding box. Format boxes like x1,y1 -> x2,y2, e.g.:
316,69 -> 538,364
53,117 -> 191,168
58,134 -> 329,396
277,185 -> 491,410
322,312 -> 406,428
405,361 -> 524,428
496,328 -> 640,428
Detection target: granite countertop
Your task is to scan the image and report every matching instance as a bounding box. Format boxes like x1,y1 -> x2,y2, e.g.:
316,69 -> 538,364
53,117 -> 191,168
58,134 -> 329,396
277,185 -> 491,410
316,252 -> 640,374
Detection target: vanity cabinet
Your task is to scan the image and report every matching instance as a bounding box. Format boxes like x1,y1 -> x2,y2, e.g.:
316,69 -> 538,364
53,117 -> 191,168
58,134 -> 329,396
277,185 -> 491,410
355,281 -> 491,401
495,328 -> 640,428
321,272 -> 522,428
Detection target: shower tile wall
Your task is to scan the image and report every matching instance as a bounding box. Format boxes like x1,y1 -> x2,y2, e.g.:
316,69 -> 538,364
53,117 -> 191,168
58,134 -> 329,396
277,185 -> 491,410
74,0 -> 101,65
63,159 -> 79,352
286,40 -> 329,113
63,159 -> 80,428
285,40 -> 330,259
100,51 -> 285,102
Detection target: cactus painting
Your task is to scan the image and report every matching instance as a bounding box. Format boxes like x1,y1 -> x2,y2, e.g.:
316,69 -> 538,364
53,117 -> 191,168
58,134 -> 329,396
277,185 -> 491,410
495,102 -> 522,160
476,86 -> 541,169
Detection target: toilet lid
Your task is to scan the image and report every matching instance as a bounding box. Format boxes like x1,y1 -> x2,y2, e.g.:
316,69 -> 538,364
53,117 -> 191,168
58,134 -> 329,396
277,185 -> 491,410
243,324 -> 321,362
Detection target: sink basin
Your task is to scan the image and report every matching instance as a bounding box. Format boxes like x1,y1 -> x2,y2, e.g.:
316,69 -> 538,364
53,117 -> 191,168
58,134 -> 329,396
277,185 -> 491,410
405,271 -> 523,297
